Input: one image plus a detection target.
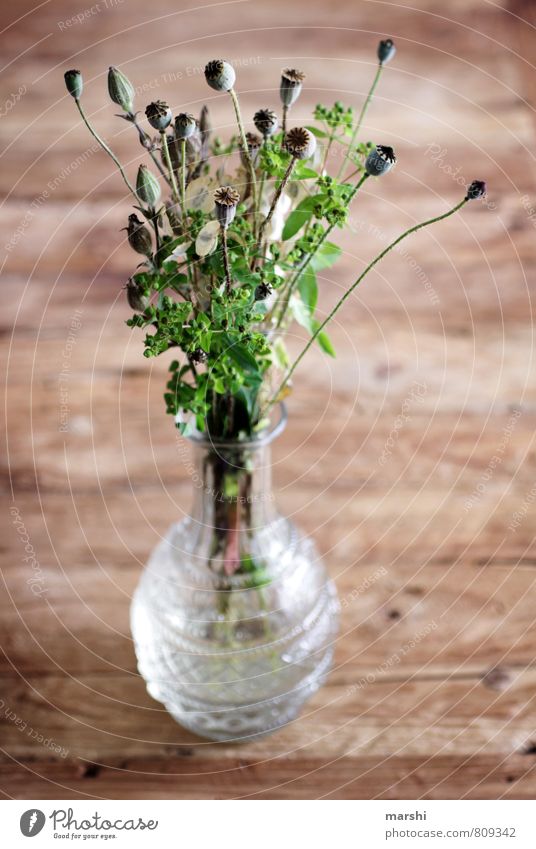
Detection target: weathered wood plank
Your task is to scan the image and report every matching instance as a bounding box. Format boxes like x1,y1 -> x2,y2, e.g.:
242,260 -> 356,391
1,755 -> 535,800
1,672 -> 535,765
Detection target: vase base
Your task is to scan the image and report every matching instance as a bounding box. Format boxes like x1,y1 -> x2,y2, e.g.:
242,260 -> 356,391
131,515 -> 340,743
145,643 -> 335,743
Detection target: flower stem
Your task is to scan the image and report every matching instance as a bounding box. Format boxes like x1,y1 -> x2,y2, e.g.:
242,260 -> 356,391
229,88 -> 257,213
320,128 -> 335,173
150,207 -> 161,253
221,226 -> 232,296
336,64 -> 383,180
129,114 -> 172,188
180,138 -> 187,224
266,196 -> 469,412
160,130 -> 181,206
281,104 -> 288,141
256,138 -> 268,221
75,99 -> 137,199
273,172 -> 369,330
254,156 -> 296,260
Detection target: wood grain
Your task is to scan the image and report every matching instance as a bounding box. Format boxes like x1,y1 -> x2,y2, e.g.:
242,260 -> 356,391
2,0 -> 536,799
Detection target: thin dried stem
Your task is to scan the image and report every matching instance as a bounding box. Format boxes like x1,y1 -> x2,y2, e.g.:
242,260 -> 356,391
264,197 -> 469,415
180,138 -> 187,224
129,114 -> 172,188
229,88 -> 257,214
281,104 -> 288,142
160,131 -> 181,206
273,173 -> 369,329
75,99 -> 137,199
336,64 -> 383,180
253,156 -> 296,261
221,226 -> 232,296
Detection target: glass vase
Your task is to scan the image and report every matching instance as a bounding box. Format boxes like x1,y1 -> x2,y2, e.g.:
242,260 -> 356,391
131,406 -> 340,741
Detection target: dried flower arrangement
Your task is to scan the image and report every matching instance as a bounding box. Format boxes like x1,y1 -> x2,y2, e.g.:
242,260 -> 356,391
64,41 -> 486,440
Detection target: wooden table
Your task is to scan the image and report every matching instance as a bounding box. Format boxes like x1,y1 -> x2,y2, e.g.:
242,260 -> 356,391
2,0 -> 536,799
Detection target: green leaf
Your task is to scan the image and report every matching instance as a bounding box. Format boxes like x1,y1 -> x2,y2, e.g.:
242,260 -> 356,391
315,327 -> 336,358
223,335 -> 260,374
311,241 -> 342,271
298,267 -> 318,314
290,299 -> 336,357
200,330 -> 212,350
282,196 -> 318,241
306,126 -> 328,138
273,338 -> 290,370
290,296 -> 314,334
294,164 -> 318,180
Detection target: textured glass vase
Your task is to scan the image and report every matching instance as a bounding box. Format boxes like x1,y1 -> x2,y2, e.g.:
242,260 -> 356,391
131,408 -> 339,741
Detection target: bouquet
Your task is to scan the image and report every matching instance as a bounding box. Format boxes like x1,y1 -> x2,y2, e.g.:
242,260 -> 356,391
64,40 -> 485,440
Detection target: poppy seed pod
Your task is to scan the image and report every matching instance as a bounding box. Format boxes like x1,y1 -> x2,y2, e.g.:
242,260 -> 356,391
108,66 -> 135,114
145,100 -> 172,131
175,112 -> 197,140
285,126 -> 317,160
204,59 -> 236,92
466,180 -> 487,200
280,68 -> 305,108
253,108 -> 279,139
190,347 -> 208,364
365,145 -> 397,176
214,186 -> 240,228
64,69 -> 83,100
136,164 -> 161,206
377,38 -> 396,66
255,281 -> 273,301
126,279 -> 150,312
125,214 -> 153,257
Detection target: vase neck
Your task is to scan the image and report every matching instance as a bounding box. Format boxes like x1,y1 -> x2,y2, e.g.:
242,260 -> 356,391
183,433 -> 280,578
190,437 -> 276,525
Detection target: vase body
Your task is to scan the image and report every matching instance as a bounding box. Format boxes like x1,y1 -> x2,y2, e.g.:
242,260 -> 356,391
131,411 -> 339,741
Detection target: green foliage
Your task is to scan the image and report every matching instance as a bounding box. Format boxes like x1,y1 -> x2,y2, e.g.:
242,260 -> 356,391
93,91 -> 383,436
314,101 -> 354,134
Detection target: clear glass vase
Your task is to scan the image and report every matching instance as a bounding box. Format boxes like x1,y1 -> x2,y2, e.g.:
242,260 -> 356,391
131,406 -> 340,741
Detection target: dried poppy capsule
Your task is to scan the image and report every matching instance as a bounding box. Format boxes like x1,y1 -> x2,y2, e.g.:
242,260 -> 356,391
255,281 -> 273,301
204,59 -> 236,92
284,126 -> 317,160
190,348 -> 208,363
377,38 -> 396,66
280,68 -> 305,107
365,144 -> 396,176
64,69 -> 83,100
108,66 -> 135,113
126,279 -> 149,311
124,214 -> 152,257
214,186 -> 240,228
175,112 -> 197,140
136,164 -> 161,206
466,180 -> 487,200
145,100 -> 172,131
253,108 -> 279,139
